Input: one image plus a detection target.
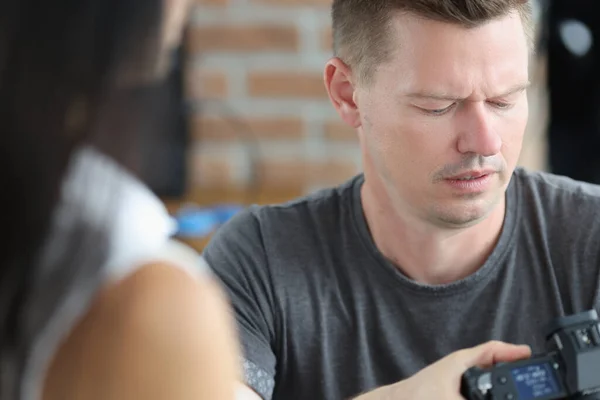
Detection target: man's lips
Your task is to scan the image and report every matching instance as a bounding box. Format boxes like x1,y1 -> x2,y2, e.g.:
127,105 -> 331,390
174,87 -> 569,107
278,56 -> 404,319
445,170 -> 496,180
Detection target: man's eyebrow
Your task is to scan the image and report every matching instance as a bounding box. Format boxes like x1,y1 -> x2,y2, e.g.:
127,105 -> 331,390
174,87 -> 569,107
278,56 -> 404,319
405,81 -> 531,101
491,81 -> 531,98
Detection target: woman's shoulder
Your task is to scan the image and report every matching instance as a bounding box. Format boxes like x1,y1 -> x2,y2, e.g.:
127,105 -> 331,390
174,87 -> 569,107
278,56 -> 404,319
30,145 -> 238,400
43,259 -> 240,400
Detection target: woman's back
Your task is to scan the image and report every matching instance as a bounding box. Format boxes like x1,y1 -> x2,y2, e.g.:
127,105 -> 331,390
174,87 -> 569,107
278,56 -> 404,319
42,150 -> 240,400
0,1 -> 241,398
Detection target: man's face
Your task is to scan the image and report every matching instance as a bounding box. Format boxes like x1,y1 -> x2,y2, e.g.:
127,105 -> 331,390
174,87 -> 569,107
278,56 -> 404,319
356,11 -> 530,228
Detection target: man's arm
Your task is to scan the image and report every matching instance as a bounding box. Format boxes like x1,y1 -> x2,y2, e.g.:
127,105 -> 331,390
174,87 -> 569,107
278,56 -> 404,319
203,206 -> 278,400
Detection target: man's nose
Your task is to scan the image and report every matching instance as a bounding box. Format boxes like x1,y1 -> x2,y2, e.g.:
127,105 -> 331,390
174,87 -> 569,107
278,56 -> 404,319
456,103 -> 502,157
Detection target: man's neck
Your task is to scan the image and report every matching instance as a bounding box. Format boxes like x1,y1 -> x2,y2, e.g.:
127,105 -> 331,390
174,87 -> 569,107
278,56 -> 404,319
360,181 -> 506,285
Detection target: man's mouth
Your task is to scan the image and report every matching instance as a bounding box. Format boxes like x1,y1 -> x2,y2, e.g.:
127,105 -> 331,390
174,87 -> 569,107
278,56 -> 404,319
446,170 -> 494,181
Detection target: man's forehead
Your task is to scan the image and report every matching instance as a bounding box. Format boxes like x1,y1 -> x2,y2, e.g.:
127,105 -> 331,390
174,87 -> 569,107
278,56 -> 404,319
376,13 -> 530,98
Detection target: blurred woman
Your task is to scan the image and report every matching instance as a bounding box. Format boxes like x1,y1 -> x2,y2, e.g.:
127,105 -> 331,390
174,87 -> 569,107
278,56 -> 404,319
0,1 -> 241,399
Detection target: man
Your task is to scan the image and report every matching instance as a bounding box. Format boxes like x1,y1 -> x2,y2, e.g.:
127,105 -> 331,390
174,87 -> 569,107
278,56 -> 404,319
204,0 -> 600,399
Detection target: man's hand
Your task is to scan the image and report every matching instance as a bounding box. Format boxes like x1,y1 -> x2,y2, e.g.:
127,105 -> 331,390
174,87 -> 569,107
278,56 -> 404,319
354,340 -> 531,399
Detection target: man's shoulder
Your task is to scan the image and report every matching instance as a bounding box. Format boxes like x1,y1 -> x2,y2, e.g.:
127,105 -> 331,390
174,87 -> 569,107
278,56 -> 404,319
235,174 -> 361,229
511,167 -> 600,234
513,167 -> 600,205
511,169 -> 600,311
206,174 -> 362,250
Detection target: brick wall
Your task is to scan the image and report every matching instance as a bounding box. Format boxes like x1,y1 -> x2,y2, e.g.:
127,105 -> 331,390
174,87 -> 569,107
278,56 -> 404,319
185,0 -> 359,195
184,0 -> 549,196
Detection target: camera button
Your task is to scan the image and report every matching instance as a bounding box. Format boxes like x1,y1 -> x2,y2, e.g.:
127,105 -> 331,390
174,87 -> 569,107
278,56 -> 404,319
498,376 -> 508,384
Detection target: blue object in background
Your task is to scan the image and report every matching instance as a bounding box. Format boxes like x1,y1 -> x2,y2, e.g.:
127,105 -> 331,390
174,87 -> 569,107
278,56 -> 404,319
174,204 -> 244,238
212,204 -> 244,225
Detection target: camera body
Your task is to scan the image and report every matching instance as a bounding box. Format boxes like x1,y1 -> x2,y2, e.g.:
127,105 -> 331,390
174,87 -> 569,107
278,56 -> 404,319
461,310 -> 600,400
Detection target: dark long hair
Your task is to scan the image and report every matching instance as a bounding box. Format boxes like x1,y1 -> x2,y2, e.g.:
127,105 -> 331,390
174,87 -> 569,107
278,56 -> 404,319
0,0 -> 164,394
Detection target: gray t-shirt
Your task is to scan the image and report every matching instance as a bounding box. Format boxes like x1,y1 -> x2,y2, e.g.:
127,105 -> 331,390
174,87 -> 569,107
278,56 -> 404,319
203,167 -> 600,400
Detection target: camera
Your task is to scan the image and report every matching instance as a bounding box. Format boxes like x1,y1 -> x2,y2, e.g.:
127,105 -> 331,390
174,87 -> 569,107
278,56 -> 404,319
461,310 -> 600,399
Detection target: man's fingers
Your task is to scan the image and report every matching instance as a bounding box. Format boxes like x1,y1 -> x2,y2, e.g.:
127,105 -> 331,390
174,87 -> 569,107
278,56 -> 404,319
457,341 -> 532,370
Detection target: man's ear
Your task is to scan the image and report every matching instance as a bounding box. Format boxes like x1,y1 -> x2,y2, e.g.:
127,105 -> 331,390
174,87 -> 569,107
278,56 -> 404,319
324,57 -> 361,129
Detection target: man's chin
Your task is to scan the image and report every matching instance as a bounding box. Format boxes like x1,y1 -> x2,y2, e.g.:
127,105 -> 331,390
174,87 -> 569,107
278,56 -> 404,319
430,195 -> 504,229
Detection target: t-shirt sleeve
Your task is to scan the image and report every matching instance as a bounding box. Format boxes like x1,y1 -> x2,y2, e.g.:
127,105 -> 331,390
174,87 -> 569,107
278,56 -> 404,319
202,206 -> 277,400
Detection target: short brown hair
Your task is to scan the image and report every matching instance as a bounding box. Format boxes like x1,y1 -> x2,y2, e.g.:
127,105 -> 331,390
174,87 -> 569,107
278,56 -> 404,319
331,0 -> 533,85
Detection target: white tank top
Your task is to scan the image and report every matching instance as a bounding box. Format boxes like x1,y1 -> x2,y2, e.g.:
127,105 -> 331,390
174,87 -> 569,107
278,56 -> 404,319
5,146 -> 210,400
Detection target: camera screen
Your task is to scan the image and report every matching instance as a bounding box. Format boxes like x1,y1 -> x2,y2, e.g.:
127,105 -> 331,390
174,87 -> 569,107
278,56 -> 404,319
510,362 -> 561,399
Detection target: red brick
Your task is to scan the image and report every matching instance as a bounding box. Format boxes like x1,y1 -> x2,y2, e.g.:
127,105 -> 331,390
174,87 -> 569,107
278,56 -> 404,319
310,160 -> 358,185
189,154 -> 235,188
192,116 -> 305,141
194,0 -> 229,4
185,68 -> 228,100
257,159 -> 358,189
256,159 -> 307,190
321,26 -> 333,52
324,121 -> 357,141
189,25 -> 299,52
248,72 -> 328,98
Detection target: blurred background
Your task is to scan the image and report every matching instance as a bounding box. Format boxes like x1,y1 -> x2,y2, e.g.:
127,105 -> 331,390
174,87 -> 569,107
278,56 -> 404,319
143,0 -> 597,249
